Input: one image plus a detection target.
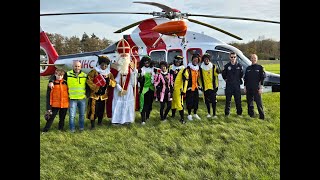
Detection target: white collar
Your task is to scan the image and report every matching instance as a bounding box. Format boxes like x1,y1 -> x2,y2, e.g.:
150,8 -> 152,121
161,71 -> 168,75
187,63 -> 199,71
200,62 -> 213,71
141,66 -> 153,76
95,65 -> 110,76
171,65 -> 185,71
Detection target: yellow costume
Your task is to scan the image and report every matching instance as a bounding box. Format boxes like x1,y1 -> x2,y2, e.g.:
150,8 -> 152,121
171,67 -> 189,111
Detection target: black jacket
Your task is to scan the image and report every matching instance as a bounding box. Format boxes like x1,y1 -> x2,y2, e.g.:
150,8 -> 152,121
244,64 -> 266,90
222,62 -> 243,86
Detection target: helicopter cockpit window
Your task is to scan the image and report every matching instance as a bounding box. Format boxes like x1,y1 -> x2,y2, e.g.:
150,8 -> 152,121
167,49 -> 182,65
150,50 -> 166,67
206,50 -> 231,72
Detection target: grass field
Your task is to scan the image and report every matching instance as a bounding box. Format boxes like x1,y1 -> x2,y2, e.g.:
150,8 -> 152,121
40,63 -> 280,179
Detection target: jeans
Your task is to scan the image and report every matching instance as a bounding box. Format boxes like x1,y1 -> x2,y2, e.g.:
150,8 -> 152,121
69,98 -> 86,132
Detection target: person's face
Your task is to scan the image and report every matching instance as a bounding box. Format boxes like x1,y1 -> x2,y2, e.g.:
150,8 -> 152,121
144,61 -> 150,67
161,65 -> 167,72
174,60 -> 181,66
204,58 -> 210,65
230,54 -> 237,64
250,54 -> 258,64
55,73 -> 64,80
73,61 -> 81,73
100,62 -> 108,70
192,57 -> 199,65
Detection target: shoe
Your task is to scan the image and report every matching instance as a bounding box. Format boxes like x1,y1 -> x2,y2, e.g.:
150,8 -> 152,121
180,119 -> 186,124
193,114 -> 201,120
206,114 -> 212,118
225,114 -> 230,117
162,119 -> 167,122
141,121 -> 146,125
237,115 -> 243,118
97,123 -> 102,126
90,127 -> 95,130
259,117 -> 265,120
70,130 -> 75,133
187,115 -> 193,121
212,115 -> 218,119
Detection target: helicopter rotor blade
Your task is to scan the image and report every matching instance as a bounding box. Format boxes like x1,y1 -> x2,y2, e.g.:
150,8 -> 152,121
114,20 -> 145,33
188,18 -> 242,40
133,1 -> 173,12
40,12 -> 152,16
186,13 -> 279,24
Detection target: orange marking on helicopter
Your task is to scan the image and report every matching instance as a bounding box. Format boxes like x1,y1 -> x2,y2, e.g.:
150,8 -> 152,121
152,20 -> 187,36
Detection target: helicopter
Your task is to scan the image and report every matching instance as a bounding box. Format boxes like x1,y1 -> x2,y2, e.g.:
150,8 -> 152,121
40,1 -> 280,95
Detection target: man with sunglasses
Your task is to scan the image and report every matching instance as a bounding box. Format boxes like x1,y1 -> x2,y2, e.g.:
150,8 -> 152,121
222,52 -> 244,117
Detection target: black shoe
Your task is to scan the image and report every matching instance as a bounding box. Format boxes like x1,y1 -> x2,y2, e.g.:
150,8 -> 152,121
180,119 -> 186,124
97,123 -> 102,126
259,117 -> 265,120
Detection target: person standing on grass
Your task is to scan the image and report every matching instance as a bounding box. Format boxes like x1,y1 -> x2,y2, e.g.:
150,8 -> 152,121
138,56 -> 155,125
86,56 -> 116,130
154,61 -> 173,122
184,53 -> 202,121
171,63 -> 189,124
222,52 -> 243,117
198,53 -> 219,119
49,61 -> 88,132
169,55 -> 185,118
244,53 -> 266,120
42,69 -> 69,133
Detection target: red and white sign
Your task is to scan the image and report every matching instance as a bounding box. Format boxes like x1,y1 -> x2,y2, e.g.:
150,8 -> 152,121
93,74 -> 106,87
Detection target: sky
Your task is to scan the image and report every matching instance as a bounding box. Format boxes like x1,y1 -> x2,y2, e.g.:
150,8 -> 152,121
40,0 -> 280,44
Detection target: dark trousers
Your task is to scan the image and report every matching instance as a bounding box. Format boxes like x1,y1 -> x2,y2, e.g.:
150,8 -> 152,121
225,85 -> 242,115
246,89 -> 265,119
204,89 -> 217,115
141,90 -> 154,122
43,107 -> 68,132
186,89 -> 199,115
160,101 -> 172,120
88,99 -> 106,128
171,109 -> 185,121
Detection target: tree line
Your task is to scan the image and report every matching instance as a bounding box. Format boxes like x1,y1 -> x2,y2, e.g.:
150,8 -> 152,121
47,33 -> 280,60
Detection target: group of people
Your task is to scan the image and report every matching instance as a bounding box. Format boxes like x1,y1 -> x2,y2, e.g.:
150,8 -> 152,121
42,52 -> 266,133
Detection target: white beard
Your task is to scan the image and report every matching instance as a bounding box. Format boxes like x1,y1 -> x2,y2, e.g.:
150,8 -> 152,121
117,55 -> 131,75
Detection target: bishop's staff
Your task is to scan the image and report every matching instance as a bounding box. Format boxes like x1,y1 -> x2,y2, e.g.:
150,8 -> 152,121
130,45 -> 139,111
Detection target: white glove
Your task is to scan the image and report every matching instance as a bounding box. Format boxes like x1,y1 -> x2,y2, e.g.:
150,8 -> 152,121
116,84 -> 123,91
48,82 -> 54,89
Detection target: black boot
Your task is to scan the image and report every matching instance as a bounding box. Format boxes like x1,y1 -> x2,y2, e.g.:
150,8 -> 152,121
171,109 -> 176,118
179,110 -> 185,124
90,120 -> 95,130
97,118 -> 102,126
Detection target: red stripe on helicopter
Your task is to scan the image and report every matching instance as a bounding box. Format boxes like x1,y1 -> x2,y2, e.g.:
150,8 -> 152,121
138,19 -> 166,54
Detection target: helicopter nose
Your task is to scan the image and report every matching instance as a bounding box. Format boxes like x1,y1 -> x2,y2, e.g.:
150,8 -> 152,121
264,71 -> 280,92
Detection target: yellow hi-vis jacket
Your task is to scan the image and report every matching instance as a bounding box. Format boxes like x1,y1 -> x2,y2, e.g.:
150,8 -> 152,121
67,70 -> 87,99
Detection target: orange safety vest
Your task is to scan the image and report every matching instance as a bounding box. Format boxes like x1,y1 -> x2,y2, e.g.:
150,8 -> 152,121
50,80 -> 69,108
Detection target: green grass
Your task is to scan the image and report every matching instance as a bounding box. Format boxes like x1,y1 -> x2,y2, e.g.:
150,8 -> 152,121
258,60 -> 280,65
40,64 -> 280,179
263,64 -> 280,74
